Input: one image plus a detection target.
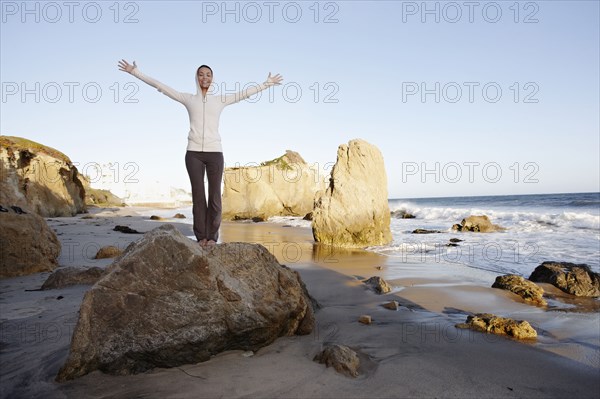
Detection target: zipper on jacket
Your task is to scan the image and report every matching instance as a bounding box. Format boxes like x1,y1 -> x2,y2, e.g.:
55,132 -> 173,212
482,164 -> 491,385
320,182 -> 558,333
202,95 -> 206,151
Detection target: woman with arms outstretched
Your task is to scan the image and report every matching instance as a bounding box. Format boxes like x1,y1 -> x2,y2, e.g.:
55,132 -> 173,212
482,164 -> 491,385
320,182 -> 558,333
118,60 -> 283,246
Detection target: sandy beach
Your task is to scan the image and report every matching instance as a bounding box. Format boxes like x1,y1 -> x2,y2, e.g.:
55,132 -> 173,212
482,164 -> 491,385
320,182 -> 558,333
1,206 -> 599,398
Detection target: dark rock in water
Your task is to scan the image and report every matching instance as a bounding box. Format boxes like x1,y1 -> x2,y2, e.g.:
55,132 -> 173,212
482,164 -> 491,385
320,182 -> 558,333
149,215 -> 164,220
363,276 -> 392,294
391,210 -> 415,219
449,238 -> 463,243
455,313 -> 537,340
42,266 -> 106,290
492,275 -> 547,306
173,213 -> 186,219
252,216 -> 265,223
445,243 -> 459,247
451,215 -> 505,233
529,262 -> 600,297
113,225 -> 142,234
412,229 -> 442,234
56,224 -> 315,382
313,344 -> 360,378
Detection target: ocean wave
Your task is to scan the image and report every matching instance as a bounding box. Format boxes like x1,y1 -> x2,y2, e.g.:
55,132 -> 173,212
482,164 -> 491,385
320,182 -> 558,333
267,216 -> 312,228
389,202 -> 600,232
568,200 -> 600,207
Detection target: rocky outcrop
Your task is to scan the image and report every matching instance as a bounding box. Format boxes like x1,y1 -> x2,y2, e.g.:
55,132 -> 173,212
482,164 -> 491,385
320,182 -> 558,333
492,275 -> 547,306
222,150 -> 323,221
391,209 -> 415,219
312,139 -> 392,247
452,215 -> 505,232
313,344 -> 360,378
0,135 -> 86,217
41,266 -> 106,290
0,208 -> 61,278
81,175 -> 124,208
529,262 -> 600,297
456,313 -> 537,340
56,224 -> 315,381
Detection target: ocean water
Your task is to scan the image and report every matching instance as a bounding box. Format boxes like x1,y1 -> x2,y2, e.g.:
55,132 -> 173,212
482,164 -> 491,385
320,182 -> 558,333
272,192 -> 600,278
138,192 -> 600,278
380,192 -> 600,277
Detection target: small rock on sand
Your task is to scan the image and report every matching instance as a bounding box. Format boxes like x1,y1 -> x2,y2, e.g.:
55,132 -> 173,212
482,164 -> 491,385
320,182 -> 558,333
363,276 -> 391,294
94,245 -> 123,259
313,344 -> 360,378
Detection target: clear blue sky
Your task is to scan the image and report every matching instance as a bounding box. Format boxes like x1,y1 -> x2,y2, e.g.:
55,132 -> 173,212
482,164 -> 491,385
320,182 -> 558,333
2,0 -> 599,198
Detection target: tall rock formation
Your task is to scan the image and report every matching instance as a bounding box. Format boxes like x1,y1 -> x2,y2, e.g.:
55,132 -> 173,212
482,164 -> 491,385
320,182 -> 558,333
222,150 -> 323,220
312,139 -> 392,247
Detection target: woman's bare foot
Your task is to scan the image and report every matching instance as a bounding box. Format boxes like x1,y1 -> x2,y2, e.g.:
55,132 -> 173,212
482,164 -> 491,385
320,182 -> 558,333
207,239 -> 216,246
199,239 -> 208,246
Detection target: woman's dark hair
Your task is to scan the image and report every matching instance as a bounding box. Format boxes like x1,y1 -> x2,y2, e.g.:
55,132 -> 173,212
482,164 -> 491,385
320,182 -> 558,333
197,65 -> 213,75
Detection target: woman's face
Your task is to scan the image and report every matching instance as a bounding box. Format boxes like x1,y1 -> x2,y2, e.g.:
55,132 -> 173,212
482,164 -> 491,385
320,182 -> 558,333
197,67 -> 213,90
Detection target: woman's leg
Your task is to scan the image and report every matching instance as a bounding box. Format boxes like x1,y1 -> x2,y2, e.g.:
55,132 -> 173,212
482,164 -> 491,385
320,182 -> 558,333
205,152 -> 224,242
185,151 -> 208,242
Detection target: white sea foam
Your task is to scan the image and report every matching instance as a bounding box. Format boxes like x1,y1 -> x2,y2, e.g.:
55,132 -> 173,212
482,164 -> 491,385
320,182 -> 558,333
267,216 -> 311,228
384,196 -> 600,276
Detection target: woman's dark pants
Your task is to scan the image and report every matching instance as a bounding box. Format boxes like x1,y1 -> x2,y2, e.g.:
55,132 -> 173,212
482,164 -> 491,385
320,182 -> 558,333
185,151 -> 224,242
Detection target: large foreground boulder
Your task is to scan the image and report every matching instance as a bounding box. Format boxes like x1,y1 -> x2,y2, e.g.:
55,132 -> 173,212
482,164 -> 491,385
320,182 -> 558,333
0,135 -> 86,217
0,208 -> 61,278
222,150 -> 323,220
56,224 -> 315,381
529,262 -> 600,297
312,139 -> 392,247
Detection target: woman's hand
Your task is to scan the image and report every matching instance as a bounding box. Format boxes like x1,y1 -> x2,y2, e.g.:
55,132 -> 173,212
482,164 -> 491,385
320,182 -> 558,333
118,59 -> 137,73
265,72 -> 283,86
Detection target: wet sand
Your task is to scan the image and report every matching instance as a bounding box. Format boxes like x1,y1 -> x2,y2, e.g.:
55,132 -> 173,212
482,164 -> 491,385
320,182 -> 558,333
1,206 -> 598,398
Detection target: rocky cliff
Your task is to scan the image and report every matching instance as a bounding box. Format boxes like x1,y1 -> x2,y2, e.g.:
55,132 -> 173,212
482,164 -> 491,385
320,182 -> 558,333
222,150 -> 324,220
0,135 -> 86,217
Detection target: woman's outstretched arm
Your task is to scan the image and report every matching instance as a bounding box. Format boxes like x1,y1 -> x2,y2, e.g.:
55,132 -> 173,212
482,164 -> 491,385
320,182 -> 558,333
223,72 -> 283,106
118,59 -> 188,104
